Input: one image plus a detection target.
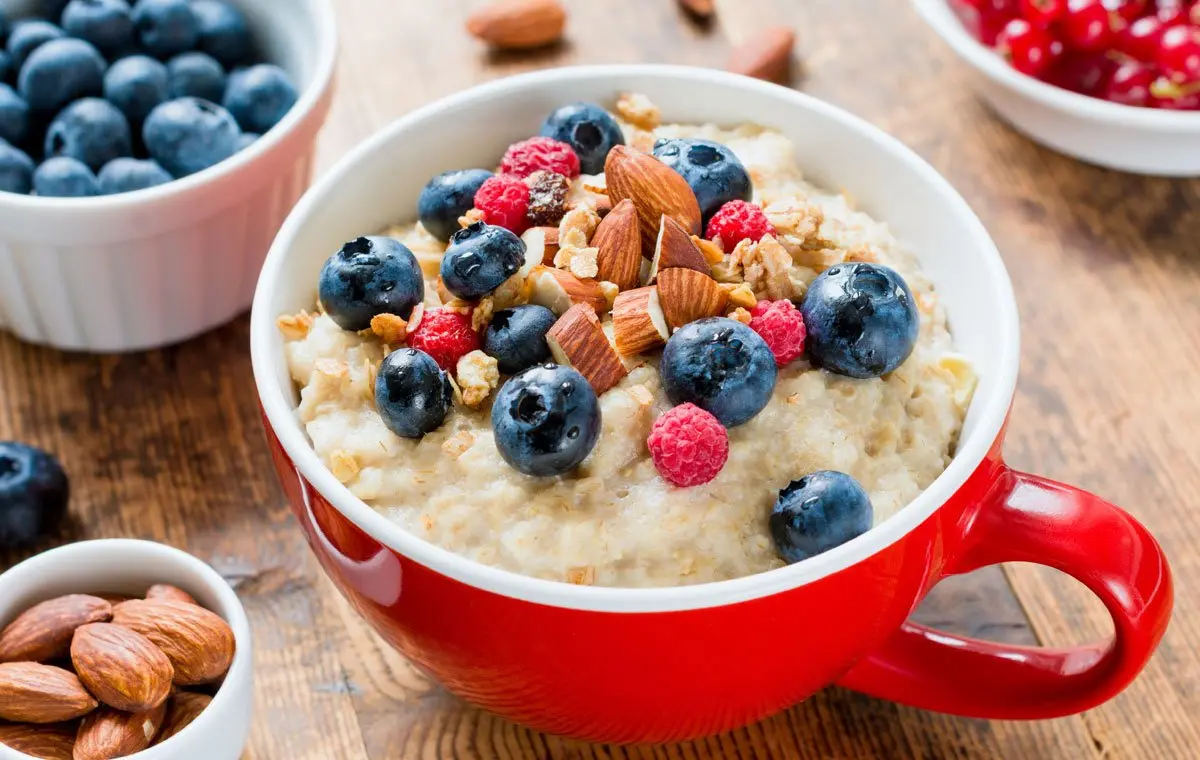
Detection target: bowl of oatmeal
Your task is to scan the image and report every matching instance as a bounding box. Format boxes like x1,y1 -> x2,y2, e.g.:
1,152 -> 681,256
250,65 -> 1171,743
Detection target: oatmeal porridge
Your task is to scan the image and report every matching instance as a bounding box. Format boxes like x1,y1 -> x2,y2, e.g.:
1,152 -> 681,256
280,95 -> 976,588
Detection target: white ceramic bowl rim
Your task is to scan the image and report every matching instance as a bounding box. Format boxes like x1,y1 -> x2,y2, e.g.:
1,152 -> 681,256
0,0 -> 339,215
913,0 -> 1200,131
251,64 -> 1021,614
0,539 -> 253,760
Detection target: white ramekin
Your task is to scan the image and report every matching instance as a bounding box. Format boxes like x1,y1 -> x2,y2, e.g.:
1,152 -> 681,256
0,0 -> 338,352
0,539 -> 254,760
912,0 -> 1200,176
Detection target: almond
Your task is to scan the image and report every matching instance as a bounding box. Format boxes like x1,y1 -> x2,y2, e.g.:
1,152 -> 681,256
153,691 -> 211,745
592,199 -> 641,291
0,721 -> 76,759
70,623 -> 173,713
728,27 -> 796,84
604,145 -> 701,252
646,215 -> 712,284
521,226 -> 560,267
527,266 -> 608,316
111,600 -> 235,687
692,234 -> 726,265
0,595 -> 112,663
546,304 -> 628,395
657,268 -> 729,329
465,0 -> 566,50
74,703 -> 166,760
677,0 -> 715,19
0,663 -> 97,724
612,287 -> 670,356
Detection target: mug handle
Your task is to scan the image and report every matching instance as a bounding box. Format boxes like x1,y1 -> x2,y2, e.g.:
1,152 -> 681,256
836,465 -> 1173,719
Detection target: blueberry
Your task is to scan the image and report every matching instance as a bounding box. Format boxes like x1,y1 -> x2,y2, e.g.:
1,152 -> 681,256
103,55 -> 168,128
0,51 -> 13,84
233,131 -> 257,152
660,317 -> 777,427
0,442 -> 69,550
318,236 -> 425,331
417,168 -> 493,242
770,470 -> 873,564
440,222 -> 526,300
131,0 -> 197,58
0,441 -> 69,547
191,0 -> 253,68
652,137 -> 752,223
18,37 -> 105,115
62,0 -> 135,57
0,84 -> 29,145
34,156 -> 99,197
800,262 -> 920,379
539,102 -> 624,175
0,10 -> 8,45
34,0 -> 74,19
45,97 -> 132,171
484,305 -> 556,375
7,21 -> 66,70
491,364 -> 601,477
97,156 -> 170,193
142,96 -> 238,177
0,140 -> 34,193
222,63 -> 297,134
374,348 -> 453,440
166,51 -> 225,102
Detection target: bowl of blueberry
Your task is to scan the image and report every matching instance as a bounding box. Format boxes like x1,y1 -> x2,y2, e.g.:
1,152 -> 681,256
913,0 -> 1200,175
0,0 -> 336,352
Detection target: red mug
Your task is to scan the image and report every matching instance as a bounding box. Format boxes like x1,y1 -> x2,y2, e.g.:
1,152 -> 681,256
251,66 -> 1172,743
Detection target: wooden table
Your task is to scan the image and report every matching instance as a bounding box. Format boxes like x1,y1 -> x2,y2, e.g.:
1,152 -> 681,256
2,1 -> 1198,757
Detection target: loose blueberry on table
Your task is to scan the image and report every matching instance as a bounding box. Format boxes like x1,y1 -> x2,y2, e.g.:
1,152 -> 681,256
0,0 -> 297,197
292,95 -> 948,572
0,441 -> 70,550
955,0 -> 1200,109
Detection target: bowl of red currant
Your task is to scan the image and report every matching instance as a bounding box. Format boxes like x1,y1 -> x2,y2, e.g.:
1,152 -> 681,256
914,0 -> 1200,175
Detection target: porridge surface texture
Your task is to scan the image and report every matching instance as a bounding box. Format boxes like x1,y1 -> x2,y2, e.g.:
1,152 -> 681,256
283,112 -> 975,588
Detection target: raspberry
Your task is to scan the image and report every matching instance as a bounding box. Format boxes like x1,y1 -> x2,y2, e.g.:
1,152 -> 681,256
706,200 -> 774,252
749,299 -> 806,367
647,403 -> 729,487
473,175 -> 530,234
499,136 -> 580,179
407,308 -> 481,372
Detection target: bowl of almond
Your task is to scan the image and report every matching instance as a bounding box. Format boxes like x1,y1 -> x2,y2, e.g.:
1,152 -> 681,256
0,539 -> 252,760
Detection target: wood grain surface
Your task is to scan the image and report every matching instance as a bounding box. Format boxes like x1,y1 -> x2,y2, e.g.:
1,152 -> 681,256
1,0 -> 1197,757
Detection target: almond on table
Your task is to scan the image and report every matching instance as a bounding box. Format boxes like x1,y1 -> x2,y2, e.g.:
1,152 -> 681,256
465,0 -> 567,50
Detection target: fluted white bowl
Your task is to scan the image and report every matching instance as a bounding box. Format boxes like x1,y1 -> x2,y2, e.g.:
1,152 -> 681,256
0,0 -> 338,352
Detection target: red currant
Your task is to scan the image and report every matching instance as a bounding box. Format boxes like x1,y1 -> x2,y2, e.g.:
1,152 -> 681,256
1046,51 -> 1118,94
998,18 -> 1064,75
1158,24 -> 1200,82
1020,0 -> 1066,26
976,0 -> 1023,44
1155,0 -> 1188,26
1104,61 -> 1157,104
1101,0 -> 1148,23
1061,0 -> 1114,52
1115,16 -> 1167,62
